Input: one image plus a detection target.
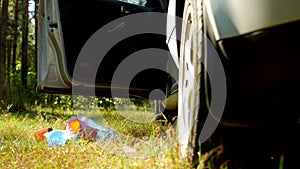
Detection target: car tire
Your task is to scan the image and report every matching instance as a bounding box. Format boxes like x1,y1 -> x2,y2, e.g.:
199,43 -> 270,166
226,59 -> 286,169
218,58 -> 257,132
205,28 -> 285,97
177,0 -> 207,165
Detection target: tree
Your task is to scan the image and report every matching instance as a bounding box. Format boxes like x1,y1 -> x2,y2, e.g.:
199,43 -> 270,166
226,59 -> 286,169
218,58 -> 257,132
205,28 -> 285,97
12,0 -> 19,72
33,0 -> 37,75
0,0 -> 9,99
21,0 -> 28,87
6,38 -> 12,97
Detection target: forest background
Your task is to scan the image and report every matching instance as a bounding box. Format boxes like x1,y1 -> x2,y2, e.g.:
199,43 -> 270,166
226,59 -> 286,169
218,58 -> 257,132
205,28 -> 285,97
0,0 -> 131,113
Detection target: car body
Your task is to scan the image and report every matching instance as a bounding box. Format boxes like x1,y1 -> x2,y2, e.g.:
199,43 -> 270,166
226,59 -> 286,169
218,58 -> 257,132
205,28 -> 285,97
167,0 -> 300,126
38,0 -> 300,167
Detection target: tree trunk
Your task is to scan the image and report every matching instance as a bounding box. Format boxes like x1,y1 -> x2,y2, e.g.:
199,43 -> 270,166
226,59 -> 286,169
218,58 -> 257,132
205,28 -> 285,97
12,0 -> 19,72
34,0 -> 38,75
0,0 -> 9,99
6,39 -> 11,97
21,0 -> 28,88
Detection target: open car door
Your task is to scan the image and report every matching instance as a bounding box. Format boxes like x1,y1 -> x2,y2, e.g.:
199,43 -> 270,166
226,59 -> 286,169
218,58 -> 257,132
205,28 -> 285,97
37,0 -> 170,98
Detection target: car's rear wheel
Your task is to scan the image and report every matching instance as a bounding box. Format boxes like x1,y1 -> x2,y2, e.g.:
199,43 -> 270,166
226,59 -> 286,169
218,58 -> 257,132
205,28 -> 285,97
177,0 -> 207,165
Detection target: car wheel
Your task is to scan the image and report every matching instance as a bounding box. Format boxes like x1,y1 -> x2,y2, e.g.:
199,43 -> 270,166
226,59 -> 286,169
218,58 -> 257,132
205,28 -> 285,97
177,0 -> 207,165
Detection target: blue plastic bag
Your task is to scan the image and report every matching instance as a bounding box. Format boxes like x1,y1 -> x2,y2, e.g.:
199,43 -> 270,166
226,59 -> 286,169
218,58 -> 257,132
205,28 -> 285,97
44,130 -> 75,147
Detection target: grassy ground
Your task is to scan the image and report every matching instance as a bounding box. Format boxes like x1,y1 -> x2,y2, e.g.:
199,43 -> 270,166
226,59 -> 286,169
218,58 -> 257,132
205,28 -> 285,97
0,108 -> 193,169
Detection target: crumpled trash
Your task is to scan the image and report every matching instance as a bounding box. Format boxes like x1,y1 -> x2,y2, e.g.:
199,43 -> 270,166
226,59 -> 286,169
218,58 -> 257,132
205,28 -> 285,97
44,115 -> 119,147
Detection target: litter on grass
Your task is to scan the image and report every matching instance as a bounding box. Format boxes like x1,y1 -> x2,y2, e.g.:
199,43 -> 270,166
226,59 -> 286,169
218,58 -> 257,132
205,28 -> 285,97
35,115 -> 119,147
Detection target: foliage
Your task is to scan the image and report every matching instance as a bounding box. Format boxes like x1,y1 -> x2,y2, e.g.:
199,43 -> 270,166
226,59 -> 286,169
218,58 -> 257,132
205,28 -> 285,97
0,0 -> 36,110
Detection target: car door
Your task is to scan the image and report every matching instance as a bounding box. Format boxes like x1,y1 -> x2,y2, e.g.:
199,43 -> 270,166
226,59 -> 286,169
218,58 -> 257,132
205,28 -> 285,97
37,0 -> 169,97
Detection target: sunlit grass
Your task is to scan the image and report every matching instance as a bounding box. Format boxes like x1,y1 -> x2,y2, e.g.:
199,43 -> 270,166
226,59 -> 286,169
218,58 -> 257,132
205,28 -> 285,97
0,108 -> 192,169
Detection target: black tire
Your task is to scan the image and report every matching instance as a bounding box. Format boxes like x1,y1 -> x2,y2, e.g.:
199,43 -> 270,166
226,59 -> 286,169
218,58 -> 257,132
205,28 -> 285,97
177,0 -> 207,166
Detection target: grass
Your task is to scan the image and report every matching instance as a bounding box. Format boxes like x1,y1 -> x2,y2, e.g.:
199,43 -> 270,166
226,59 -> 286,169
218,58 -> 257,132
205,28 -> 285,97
0,107 -> 193,169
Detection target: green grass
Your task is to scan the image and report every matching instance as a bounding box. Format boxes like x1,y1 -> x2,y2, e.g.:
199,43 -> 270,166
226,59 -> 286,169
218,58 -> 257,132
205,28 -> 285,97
0,108 -> 193,169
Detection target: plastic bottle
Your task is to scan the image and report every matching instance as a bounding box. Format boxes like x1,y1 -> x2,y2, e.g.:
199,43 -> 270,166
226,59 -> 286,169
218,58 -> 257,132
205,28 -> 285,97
68,119 -> 81,132
63,119 -> 81,132
34,127 -> 53,142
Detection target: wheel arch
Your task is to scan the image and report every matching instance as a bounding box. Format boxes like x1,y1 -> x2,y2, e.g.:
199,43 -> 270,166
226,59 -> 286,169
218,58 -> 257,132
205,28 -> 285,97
173,0 -> 219,58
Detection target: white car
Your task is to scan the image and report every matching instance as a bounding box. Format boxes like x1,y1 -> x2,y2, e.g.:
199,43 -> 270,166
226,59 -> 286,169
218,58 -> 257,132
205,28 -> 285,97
38,0 -> 300,167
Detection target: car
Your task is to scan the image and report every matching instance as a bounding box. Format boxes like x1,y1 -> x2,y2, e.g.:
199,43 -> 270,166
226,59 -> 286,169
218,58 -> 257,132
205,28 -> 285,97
38,0 -> 300,168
